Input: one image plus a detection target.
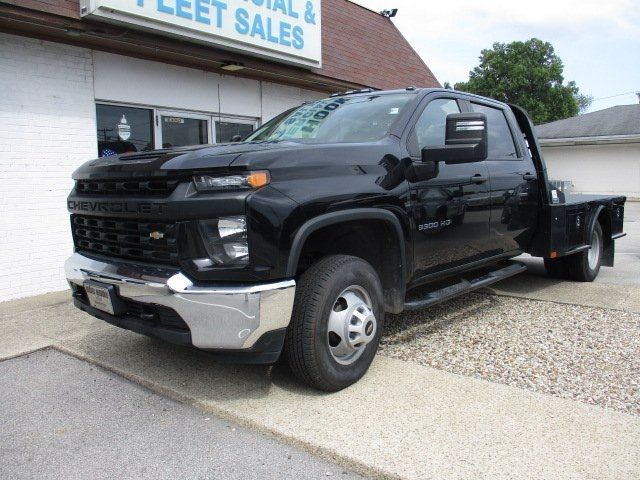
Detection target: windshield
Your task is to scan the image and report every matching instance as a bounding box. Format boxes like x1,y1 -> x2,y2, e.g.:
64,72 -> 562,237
245,94 -> 412,143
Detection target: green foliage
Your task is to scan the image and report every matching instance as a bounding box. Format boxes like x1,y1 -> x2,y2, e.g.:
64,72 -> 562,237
454,38 -> 588,124
574,92 -> 593,113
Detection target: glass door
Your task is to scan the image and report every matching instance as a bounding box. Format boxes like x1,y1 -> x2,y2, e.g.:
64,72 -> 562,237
214,118 -> 259,143
157,111 -> 210,148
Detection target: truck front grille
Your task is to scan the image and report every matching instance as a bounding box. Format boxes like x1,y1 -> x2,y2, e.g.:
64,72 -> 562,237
75,179 -> 180,196
72,215 -> 178,265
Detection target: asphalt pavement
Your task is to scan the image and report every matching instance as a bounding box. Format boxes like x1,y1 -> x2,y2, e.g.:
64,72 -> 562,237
0,349 -> 361,480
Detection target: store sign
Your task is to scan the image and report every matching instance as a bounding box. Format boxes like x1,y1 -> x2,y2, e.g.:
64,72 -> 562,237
80,0 -> 322,68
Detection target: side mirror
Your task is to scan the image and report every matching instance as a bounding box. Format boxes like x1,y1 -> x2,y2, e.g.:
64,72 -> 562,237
421,112 -> 488,164
230,134 -> 243,142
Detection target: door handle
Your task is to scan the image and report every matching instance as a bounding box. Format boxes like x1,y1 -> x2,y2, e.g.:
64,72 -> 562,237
470,174 -> 488,184
522,172 -> 536,181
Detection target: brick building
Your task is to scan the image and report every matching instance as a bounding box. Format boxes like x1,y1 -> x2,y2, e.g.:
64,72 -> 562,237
0,0 -> 438,301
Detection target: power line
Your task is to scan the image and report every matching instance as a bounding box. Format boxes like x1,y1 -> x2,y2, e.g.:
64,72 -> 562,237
592,91 -> 638,101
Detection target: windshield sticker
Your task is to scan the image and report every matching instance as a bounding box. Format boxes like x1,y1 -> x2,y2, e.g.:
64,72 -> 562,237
389,107 -> 400,115
270,97 -> 350,139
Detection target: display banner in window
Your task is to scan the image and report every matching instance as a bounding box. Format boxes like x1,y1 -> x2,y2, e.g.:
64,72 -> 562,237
80,0 -> 322,68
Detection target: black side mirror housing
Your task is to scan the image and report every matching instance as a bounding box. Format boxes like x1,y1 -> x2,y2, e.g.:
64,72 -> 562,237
421,112 -> 488,164
230,134 -> 243,142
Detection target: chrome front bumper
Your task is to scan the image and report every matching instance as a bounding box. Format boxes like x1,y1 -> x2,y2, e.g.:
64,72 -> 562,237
65,253 -> 296,350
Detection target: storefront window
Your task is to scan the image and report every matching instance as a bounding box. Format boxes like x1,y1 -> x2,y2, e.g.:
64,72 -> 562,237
95,104 -> 154,157
161,115 -> 208,148
216,121 -> 255,143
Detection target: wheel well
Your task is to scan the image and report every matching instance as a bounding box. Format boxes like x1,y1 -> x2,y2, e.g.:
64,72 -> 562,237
294,219 -> 405,313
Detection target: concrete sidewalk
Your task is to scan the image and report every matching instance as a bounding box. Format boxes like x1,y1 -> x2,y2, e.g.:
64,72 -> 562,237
1,295 -> 639,480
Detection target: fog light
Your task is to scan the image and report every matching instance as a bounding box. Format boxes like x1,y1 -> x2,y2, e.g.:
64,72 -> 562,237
198,216 -> 249,266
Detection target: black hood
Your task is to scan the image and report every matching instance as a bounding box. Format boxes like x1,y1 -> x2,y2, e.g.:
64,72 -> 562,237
71,141 -> 303,180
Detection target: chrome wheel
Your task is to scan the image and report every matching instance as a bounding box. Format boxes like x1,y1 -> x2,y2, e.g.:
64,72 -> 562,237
588,227 -> 601,270
327,285 -> 377,365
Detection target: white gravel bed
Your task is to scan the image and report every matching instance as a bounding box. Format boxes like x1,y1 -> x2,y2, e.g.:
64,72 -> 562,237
380,293 -> 640,415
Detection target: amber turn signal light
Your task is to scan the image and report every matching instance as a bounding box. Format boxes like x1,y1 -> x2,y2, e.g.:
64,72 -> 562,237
246,171 -> 270,189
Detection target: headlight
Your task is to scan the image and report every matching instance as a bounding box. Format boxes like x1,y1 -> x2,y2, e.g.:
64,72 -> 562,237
193,171 -> 270,192
198,216 -> 249,266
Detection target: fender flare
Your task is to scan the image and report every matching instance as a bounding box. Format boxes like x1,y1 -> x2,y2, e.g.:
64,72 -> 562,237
285,209 -> 407,313
587,204 -> 615,267
587,205 -> 606,240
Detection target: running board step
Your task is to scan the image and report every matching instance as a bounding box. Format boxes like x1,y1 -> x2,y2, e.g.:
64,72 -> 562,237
404,262 -> 527,311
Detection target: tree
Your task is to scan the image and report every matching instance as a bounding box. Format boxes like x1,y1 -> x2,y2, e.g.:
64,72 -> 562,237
574,91 -> 593,113
454,39 -> 588,124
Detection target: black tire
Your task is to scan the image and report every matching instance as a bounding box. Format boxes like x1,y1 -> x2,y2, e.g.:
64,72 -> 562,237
565,222 -> 603,282
284,255 -> 384,392
543,257 -> 568,279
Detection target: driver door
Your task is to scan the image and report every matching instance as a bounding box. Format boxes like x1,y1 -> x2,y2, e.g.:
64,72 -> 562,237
407,97 -> 493,280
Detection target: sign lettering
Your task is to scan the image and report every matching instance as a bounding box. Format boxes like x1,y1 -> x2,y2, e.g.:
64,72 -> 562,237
80,0 -> 322,67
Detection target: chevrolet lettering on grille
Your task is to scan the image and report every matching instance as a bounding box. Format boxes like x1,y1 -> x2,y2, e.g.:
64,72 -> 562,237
67,200 -> 165,215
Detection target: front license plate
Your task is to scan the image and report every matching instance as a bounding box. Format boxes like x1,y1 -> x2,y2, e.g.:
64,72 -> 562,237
84,281 -> 115,315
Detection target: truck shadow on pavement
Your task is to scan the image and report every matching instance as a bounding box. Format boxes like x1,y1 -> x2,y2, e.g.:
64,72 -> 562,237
60,324 -> 328,401
60,291 -> 503,400
382,292 -> 498,345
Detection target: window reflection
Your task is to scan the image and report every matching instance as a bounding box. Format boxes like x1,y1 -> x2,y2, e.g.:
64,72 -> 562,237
96,104 -> 154,157
215,121 -> 254,143
161,116 -> 208,148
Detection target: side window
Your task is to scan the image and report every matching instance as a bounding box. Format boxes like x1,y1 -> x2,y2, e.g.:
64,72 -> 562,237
471,103 -> 518,159
410,98 -> 460,154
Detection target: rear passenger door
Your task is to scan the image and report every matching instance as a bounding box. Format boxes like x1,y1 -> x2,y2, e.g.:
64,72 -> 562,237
469,102 -> 539,253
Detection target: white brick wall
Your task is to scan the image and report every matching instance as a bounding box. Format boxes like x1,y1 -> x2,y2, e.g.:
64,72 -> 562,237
0,33 -> 97,301
0,33 -> 326,302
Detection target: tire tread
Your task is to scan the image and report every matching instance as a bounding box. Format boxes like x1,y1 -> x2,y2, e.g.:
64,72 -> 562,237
285,255 -> 378,391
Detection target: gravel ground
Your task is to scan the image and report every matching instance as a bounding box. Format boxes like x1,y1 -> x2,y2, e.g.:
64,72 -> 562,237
380,293 -> 640,415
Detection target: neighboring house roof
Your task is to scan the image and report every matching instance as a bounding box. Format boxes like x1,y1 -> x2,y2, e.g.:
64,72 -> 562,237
536,104 -> 640,146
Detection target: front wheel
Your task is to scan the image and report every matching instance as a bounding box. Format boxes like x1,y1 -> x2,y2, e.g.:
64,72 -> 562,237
284,255 -> 384,392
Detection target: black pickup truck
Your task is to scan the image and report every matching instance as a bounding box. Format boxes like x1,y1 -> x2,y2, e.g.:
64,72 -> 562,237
66,88 -> 626,391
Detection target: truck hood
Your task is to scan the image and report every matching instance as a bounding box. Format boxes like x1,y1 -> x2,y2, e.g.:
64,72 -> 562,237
71,141 -> 303,180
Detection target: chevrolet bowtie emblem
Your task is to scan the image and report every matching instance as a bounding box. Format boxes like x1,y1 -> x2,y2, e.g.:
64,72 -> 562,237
149,231 -> 164,240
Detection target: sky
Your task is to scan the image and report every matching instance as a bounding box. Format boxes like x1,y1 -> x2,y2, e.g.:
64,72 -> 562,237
352,0 -> 640,112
